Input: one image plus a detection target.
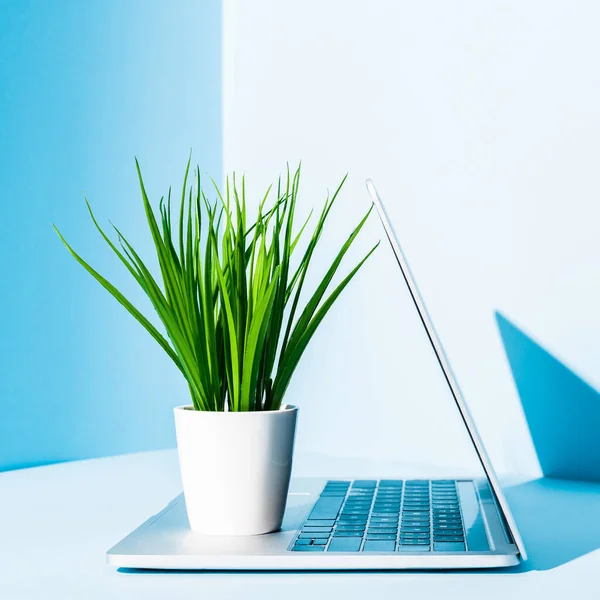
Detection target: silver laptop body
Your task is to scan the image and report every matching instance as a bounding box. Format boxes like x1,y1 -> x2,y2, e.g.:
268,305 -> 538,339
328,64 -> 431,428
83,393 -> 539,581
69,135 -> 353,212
107,180 -> 526,570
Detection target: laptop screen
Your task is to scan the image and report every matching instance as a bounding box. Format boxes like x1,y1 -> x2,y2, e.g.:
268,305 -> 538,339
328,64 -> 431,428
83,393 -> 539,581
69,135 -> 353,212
366,179 -> 527,560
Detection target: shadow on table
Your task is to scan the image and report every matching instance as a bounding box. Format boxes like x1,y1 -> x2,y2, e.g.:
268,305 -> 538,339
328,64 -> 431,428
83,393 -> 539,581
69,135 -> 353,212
503,477 -> 600,572
495,311 -> 600,571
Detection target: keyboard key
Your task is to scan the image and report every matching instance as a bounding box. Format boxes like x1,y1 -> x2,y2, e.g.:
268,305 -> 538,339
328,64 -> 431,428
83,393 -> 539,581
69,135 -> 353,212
328,538 -> 363,552
333,531 -> 364,537
306,520 -> 335,527
293,545 -> 325,552
366,534 -> 397,540
363,540 -> 396,552
352,480 -> 377,488
299,533 -> 325,539
434,532 -> 463,539
434,542 -> 466,552
434,526 -> 463,533
302,528 -> 333,535
368,529 -> 398,535
370,518 -> 399,524
294,539 -> 312,545
309,497 -> 345,520
398,545 -> 430,552
401,540 -> 430,546
310,538 -> 329,546
401,541 -> 430,547
401,527 -> 430,533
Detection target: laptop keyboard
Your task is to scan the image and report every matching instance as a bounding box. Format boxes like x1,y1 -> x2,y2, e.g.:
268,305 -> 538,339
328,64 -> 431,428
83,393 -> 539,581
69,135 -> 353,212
291,479 -> 466,553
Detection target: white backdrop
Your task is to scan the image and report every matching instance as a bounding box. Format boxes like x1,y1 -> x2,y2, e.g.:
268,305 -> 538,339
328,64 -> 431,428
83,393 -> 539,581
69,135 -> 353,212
222,0 -> 600,478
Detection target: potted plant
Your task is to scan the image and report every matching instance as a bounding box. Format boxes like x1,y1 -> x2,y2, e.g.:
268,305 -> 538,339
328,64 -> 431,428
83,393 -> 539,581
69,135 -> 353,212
54,159 -> 377,535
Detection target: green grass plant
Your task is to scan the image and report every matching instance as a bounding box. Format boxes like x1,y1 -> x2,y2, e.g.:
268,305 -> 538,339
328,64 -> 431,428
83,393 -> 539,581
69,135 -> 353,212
54,160 -> 377,411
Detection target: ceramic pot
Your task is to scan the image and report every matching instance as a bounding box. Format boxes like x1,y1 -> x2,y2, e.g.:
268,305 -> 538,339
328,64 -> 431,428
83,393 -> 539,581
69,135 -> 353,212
174,404 -> 298,535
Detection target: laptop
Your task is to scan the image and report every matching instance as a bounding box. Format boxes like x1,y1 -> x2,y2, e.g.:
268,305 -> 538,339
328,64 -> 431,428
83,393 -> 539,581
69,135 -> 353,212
107,180 -> 526,570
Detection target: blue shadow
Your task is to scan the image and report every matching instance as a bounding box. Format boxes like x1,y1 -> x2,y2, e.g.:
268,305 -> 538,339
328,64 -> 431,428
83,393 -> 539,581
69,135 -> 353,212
495,311 -> 600,482
495,312 -> 600,571
503,477 -> 600,572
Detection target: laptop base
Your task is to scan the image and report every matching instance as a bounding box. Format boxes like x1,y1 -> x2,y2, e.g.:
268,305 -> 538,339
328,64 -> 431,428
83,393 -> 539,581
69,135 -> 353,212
107,478 -> 520,570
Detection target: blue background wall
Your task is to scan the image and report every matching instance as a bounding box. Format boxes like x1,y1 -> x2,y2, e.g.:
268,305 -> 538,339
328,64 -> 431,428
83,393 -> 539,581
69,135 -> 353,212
0,0 -> 221,470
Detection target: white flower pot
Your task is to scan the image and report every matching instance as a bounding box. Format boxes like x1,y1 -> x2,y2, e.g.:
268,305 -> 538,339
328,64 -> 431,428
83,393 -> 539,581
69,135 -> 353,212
173,404 -> 298,536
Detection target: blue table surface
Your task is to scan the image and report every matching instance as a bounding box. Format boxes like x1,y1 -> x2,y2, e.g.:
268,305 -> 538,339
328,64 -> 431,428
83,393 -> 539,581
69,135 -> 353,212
2,449 -> 600,599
